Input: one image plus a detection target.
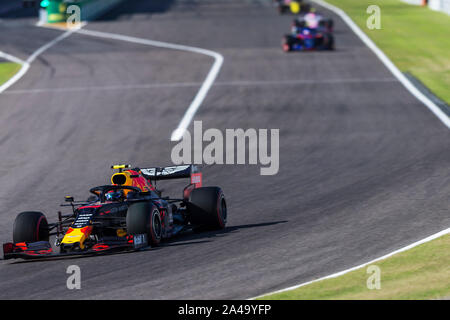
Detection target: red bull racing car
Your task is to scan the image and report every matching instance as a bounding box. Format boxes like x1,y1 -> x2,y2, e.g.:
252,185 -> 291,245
3,164 -> 227,260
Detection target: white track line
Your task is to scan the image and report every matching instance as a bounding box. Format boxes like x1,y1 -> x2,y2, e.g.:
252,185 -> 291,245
26,30 -> 75,64
2,77 -> 398,95
6,22 -> 223,144
311,0 -> 450,128
0,29 -> 75,94
0,52 -> 29,94
75,28 -> 224,142
251,228 -> 450,299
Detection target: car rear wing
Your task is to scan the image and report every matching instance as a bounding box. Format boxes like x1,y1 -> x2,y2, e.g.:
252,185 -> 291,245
140,165 -> 201,185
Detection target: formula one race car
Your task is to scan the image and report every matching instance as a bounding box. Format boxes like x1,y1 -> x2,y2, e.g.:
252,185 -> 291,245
3,164 -> 227,260
274,0 -> 311,15
282,12 -> 335,51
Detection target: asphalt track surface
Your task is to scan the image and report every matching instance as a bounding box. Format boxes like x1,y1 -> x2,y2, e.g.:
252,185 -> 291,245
0,0 -> 449,299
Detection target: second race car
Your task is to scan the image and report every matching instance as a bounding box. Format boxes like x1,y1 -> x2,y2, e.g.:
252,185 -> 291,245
282,11 -> 335,52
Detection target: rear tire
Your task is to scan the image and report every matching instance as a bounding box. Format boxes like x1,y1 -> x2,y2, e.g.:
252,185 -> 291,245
282,35 -> 292,52
13,211 -> 49,243
126,202 -> 162,247
187,187 -> 227,230
326,34 -> 335,50
327,19 -> 334,31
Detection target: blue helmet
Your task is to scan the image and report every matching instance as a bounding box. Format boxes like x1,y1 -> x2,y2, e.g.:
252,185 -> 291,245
105,190 -> 124,202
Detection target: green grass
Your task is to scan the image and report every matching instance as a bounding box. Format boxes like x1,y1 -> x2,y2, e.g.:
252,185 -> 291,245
323,0 -> 450,104
258,233 -> 450,299
0,62 -> 21,86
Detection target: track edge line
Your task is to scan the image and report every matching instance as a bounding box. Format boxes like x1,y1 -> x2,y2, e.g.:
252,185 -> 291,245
0,52 -> 30,94
311,0 -> 450,129
249,227 -> 450,299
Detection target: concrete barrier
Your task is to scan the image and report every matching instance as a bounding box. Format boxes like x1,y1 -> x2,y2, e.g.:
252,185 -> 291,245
428,0 -> 450,14
400,0 -> 423,5
76,0 -> 123,21
400,0 -> 450,15
45,0 -> 124,23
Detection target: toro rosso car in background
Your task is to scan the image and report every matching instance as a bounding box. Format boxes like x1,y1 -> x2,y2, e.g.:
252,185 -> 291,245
3,164 -> 227,260
274,0 -> 311,15
282,12 -> 335,52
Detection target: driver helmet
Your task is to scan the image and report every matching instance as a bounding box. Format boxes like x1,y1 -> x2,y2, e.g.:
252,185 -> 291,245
304,12 -> 319,29
106,189 -> 124,201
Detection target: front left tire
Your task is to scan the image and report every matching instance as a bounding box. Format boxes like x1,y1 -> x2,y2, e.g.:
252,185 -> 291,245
13,211 -> 49,243
127,202 -> 162,247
